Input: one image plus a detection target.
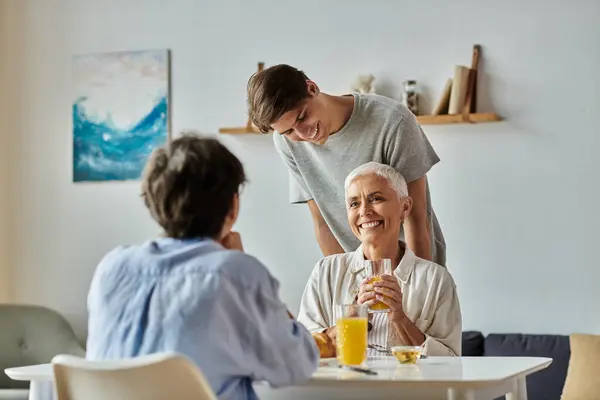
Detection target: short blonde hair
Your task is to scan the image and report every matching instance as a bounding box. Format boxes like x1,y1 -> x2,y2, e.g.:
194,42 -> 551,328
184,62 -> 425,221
344,162 -> 408,199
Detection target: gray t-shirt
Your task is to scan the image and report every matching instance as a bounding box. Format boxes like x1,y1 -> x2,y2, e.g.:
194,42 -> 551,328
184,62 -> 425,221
273,93 -> 446,266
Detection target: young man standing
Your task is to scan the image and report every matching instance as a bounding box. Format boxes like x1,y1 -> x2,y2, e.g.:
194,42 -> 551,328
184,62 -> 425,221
247,64 -> 446,266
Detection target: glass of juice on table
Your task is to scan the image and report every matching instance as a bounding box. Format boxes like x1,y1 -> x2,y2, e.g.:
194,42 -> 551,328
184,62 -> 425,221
365,259 -> 392,312
336,304 -> 368,367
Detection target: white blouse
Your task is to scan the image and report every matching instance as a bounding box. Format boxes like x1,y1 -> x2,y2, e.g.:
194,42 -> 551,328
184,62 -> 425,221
297,243 -> 462,356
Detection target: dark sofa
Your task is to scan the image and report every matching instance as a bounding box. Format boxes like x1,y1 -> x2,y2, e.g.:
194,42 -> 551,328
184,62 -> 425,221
462,331 -> 570,400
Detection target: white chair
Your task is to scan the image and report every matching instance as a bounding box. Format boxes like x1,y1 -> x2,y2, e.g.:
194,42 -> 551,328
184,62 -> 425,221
51,352 -> 217,400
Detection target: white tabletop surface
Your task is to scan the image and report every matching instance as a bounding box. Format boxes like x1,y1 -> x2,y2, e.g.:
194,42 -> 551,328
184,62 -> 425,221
5,363 -> 52,381
309,356 -> 552,388
5,356 -> 552,387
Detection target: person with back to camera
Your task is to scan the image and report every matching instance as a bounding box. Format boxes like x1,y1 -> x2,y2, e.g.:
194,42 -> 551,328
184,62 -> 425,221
86,133 -> 326,399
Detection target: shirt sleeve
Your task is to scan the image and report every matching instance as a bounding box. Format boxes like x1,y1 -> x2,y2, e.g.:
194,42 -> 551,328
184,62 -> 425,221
210,256 -> 319,388
272,133 -> 313,204
297,259 -> 332,333
385,108 -> 441,183
420,274 -> 462,356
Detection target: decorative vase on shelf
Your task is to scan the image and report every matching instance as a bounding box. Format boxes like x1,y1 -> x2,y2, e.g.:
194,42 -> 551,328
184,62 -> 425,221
401,80 -> 418,116
350,74 -> 376,94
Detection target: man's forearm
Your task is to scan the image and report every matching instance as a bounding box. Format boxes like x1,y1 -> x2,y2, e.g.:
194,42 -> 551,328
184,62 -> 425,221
404,213 -> 432,261
315,224 -> 345,256
307,200 -> 345,256
405,176 -> 433,261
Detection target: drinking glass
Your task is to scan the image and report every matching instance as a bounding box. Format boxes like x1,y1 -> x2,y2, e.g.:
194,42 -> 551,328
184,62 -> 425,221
336,304 -> 368,367
365,259 -> 392,313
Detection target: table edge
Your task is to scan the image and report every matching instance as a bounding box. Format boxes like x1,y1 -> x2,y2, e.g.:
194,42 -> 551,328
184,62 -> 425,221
6,357 -> 553,388
302,357 -> 553,389
4,364 -> 53,381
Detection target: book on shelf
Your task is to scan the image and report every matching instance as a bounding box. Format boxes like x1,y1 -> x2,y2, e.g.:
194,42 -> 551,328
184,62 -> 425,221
448,65 -> 471,115
432,78 -> 453,115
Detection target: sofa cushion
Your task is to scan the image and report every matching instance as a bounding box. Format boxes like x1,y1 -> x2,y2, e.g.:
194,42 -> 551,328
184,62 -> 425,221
461,331 -> 485,356
484,333 -> 570,400
561,333 -> 600,400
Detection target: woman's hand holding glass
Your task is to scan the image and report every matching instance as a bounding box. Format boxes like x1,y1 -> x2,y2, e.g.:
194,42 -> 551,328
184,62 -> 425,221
358,274 -> 406,323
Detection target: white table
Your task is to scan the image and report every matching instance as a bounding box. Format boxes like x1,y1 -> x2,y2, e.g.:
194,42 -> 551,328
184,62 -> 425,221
254,356 -> 552,400
5,356 -> 551,400
4,363 -> 54,400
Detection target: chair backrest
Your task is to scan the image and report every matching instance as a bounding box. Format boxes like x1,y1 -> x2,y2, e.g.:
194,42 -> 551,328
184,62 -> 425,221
0,304 -> 85,389
52,353 -> 217,400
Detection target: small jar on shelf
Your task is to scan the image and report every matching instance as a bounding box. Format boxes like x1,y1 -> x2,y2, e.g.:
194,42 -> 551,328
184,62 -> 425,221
401,80 -> 418,116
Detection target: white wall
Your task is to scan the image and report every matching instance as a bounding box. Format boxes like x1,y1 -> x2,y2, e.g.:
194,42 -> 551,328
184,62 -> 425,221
0,0 -> 17,302
2,0 -> 599,339
0,2 -> 7,301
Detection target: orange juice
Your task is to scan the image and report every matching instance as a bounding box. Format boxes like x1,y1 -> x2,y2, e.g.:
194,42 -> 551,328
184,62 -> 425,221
336,317 -> 368,366
367,276 -> 390,311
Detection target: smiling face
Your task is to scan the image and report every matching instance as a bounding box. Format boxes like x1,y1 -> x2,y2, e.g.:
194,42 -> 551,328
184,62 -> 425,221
270,81 -> 333,144
346,174 -> 411,246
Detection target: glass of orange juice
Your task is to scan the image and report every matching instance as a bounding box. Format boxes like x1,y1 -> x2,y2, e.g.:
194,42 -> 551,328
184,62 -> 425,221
365,259 -> 392,313
336,304 -> 368,367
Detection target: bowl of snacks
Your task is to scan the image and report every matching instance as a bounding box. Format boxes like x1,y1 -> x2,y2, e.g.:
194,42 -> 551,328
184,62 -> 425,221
391,345 -> 423,364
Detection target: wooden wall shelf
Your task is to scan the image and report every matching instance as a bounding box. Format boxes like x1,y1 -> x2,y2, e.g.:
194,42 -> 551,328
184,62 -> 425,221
416,112 -> 502,125
218,112 -> 502,134
219,126 -> 263,134
222,49 -> 502,135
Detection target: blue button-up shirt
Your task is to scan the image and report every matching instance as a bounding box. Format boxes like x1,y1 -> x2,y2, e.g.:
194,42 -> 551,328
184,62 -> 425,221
86,238 -> 319,399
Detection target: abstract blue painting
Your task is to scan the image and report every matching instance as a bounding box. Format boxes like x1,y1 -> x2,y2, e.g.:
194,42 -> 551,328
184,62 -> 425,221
72,49 -> 170,182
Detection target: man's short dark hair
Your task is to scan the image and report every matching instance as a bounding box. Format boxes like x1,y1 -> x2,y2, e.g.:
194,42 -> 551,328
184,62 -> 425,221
247,64 -> 309,133
141,133 -> 246,239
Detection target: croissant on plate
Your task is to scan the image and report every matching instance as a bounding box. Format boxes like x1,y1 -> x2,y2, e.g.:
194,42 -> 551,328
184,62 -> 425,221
312,331 -> 336,358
